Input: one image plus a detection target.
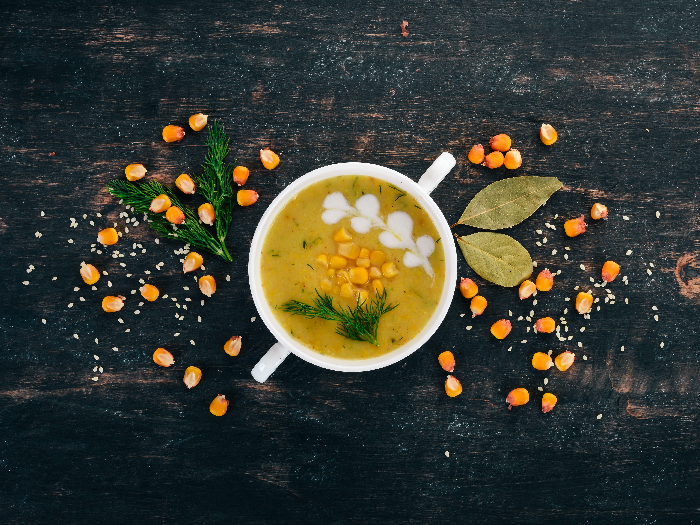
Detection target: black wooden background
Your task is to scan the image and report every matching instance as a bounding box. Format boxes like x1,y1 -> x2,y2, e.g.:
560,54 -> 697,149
2,1 -> 699,523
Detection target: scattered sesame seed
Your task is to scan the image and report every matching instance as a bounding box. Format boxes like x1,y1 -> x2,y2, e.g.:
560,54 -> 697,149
118,318 -> 124,324
73,334 -> 79,339
533,299 -> 538,306
597,414 -> 603,419
190,340 -> 195,345
583,355 -> 588,360
155,238 -> 160,244
626,250 -> 632,256
134,310 -> 140,315
35,231 -> 42,238
564,254 -> 568,260
536,229 -> 543,235
567,335 -> 573,340
564,297 -> 570,301
68,303 -> 74,308
198,316 -> 201,323
201,300 -> 205,306
40,211 -> 45,216
577,342 -> 583,348
580,326 -> 585,332
536,242 -> 542,247
654,315 -> 659,321
542,237 -> 547,244
649,263 -> 655,268
623,216 -> 629,221
93,366 -> 98,372
543,378 -> 549,385
252,317 -> 257,322
563,308 -> 568,314
507,346 -> 512,352
41,319 -> 46,324
460,313 -> 465,317
532,261 -> 537,267
508,310 -> 512,316
656,211 -> 660,218
22,281 -> 29,285
99,367 -> 103,373
92,377 -> 99,381
580,264 -> 586,271
647,269 -> 652,275
521,340 -> 527,344
660,342 -> 665,348
526,316 -> 531,322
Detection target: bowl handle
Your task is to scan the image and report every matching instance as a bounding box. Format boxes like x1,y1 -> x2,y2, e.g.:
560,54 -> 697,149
251,342 -> 291,383
417,152 -> 456,195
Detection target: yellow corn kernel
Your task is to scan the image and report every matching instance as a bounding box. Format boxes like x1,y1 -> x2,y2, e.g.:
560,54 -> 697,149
149,194 -> 171,213
188,113 -> 208,131
575,291 -> 593,314
183,252 -> 203,273
209,394 -> 229,416
326,268 -> 336,278
224,336 -> 242,356
503,149 -> 522,170
334,228 -> 353,242
371,279 -> 384,295
534,317 -> 556,333
140,284 -> 159,302
539,123 -> 558,146
381,262 -> 399,278
337,242 -> 361,259
162,125 -> 185,143
483,151 -> 504,169
198,203 -> 215,225
590,202 -> 608,220
356,288 -> 369,304
519,279 -> 536,299
368,266 -> 382,279
165,206 -> 185,225
237,189 -> 258,206
459,277 -> 478,299
153,347 -> 174,367
319,279 -> 332,293
316,254 -> 329,268
124,163 -> 147,181
340,282 -> 355,298
369,250 -> 386,267
329,255 -> 348,269
445,375 -> 463,397
468,144 -> 485,164
490,319 -> 512,340
97,227 -> 119,246
359,247 -> 370,259
490,134 -> 512,152
564,215 -> 587,237
199,275 -> 216,297
348,266 -> 369,285
506,387 -> 529,409
554,351 -> 575,371
335,269 -> 349,285
356,257 -> 370,268
232,166 -> 249,186
102,295 -> 125,312
183,366 -> 202,389
531,352 -> 554,370
80,262 -> 100,285
439,351 -> 455,372
542,392 -> 558,413
470,295 -> 487,317
175,173 -> 195,194
536,268 -> 553,292
260,148 -> 280,170
602,261 -> 620,283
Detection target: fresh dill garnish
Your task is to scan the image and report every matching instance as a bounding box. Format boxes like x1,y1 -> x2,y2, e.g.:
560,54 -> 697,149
388,184 -> 407,201
302,240 -> 307,248
306,264 -> 314,270
280,289 -> 398,346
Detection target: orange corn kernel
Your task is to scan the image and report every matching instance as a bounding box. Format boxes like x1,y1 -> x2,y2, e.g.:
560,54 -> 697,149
483,151 -> 504,169
438,351 -> 455,372
175,173 -> 196,194
575,291 -> 593,314
532,352 -> 554,371
188,113 -> 208,131
564,215 -> 587,237
124,163 -> 147,181
554,351 -> 575,371
602,261 -> 620,283
80,262 -> 100,285
459,277 -> 478,299
165,206 -> 185,224
489,134 -> 512,152
162,125 -> 185,143
540,123 -> 558,146
519,279 -> 536,299
590,202 -> 608,220
534,317 -> 556,333
260,148 -> 280,170
183,366 -> 202,389
542,392 -> 558,413
237,189 -> 259,206
504,149 -> 522,170
536,268 -> 553,292
149,194 -> 171,213
198,203 -> 215,225
506,388 -> 529,409
210,394 -> 229,416
199,275 -> 216,297
140,284 -> 159,302
467,144 -> 485,164
97,227 -> 119,246
348,267 -> 369,285
470,295 -> 487,317
102,295 -> 125,312
183,252 -> 203,273
491,319 -> 512,339
153,348 -> 175,367
233,166 -> 250,186
224,336 -> 242,356
445,375 -> 463,397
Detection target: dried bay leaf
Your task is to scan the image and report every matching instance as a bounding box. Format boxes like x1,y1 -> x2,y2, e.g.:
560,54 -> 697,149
457,233 -> 533,287
457,176 -> 562,230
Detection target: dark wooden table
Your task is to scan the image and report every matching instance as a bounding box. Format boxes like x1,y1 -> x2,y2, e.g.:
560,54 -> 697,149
2,1 -> 699,523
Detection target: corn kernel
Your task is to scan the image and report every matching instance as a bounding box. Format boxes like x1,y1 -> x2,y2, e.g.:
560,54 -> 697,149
536,269 -> 554,292
356,289 -> 369,304
506,388 -> 529,409
470,295 -> 487,317
153,347 -> 174,367
468,144 -> 485,164
337,242 -> 361,259
369,250 -> 386,267
564,215 -> 587,237
335,270 -> 349,284
459,277 -> 478,299
445,375 -> 462,397
237,189 -> 258,206
532,352 -> 554,370
491,319 -> 512,339
209,394 -> 229,416
329,255 -> 348,269
591,202 -> 608,220
484,151 -> 504,169
542,392 -> 557,413
439,351 -> 455,372
199,275 -> 216,297
371,279 -> 384,295
340,282 -> 355,298
183,252 -> 203,273
381,262 -> 399,278
359,247 -> 370,259
369,266 -> 382,279
554,351 -> 575,371
162,125 -> 185,143
356,257 -> 371,268
224,336 -> 241,356
102,295 -> 125,312
260,148 -> 280,170
80,262 -> 100,285
97,227 -> 119,246
232,166 -> 250,186
316,254 -> 329,268
334,228 -> 353,242
198,203 -> 215,225
326,268 -> 336,278
602,261 -> 620,283
183,366 -> 202,389
124,163 -> 147,181
165,206 -> 185,224
539,123 -> 557,145
140,284 -> 159,302
175,173 -> 195,194
575,291 -> 593,314
348,266 -> 369,285
534,317 -> 556,333
518,279 -> 536,299
149,194 -> 171,213
188,113 -> 208,131
490,134 -> 512,152
320,279 -> 332,292
503,149 -> 522,170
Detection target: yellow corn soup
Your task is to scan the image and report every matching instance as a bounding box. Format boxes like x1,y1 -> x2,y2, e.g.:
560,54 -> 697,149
259,175 -> 445,359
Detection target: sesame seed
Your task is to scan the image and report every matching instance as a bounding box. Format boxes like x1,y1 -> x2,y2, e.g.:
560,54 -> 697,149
597,414 -> 603,419
134,310 -> 140,315
567,335 -> 573,340
73,334 -> 79,339
93,366 -> 98,372
542,237 -> 547,244
526,327 -> 531,333
590,277 -> 595,282
201,300 -> 205,306
552,249 -> 557,255
543,378 -> 548,385
190,340 -> 195,345
580,327 -> 585,332
198,316 -> 201,323
118,318 -> 124,324
508,310 -> 512,316
533,299 -> 538,306
35,231 -> 42,238
22,280 -> 29,285
537,386 -> 543,391
99,367 -> 103,373
660,342 -> 665,348
41,211 -> 45,216
532,261 -> 537,267
536,242 -> 542,247
42,319 -> 46,324
583,355 -> 588,360
626,250 -> 632,255
656,211 -> 660,218
155,238 -> 160,244
647,269 -> 652,275
564,254 -> 568,260
252,317 -> 257,322
466,326 -> 472,330
564,297 -> 570,301
536,229 -> 543,235
521,340 -> 527,344
652,306 -> 658,310
580,264 -> 586,271
623,215 -> 629,221
517,316 -> 523,321
125,328 -> 130,333
526,316 -> 532,322
68,303 -> 74,308
649,263 -> 655,268
92,377 -> 99,381
654,315 -> 659,321
563,308 -> 568,314
507,346 -> 512,352
577,342 -> 583,347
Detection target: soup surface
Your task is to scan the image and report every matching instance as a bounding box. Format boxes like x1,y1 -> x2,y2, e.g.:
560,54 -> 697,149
260,175 -> 445,359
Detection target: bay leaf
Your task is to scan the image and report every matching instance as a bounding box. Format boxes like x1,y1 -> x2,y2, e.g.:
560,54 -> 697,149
457,233 -> 533,287
457,176 -> 562,230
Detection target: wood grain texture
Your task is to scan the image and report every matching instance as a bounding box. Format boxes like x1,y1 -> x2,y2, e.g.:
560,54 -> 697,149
1,0 -> 700,523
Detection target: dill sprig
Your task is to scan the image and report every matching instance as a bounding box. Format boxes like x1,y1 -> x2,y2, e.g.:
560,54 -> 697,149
280,289 -> 398,346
